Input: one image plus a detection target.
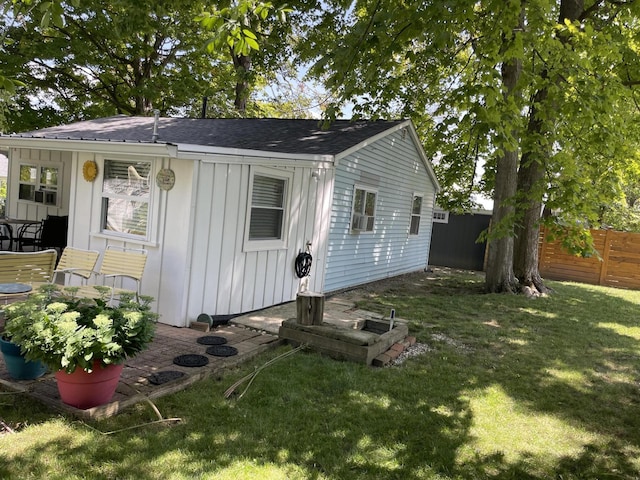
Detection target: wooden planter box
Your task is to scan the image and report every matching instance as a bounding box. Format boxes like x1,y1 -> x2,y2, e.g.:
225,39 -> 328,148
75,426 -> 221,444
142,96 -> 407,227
278,318 -> 408,365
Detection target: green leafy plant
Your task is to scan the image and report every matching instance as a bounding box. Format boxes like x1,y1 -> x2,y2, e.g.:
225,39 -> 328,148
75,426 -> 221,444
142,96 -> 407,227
2,285 -> 157,373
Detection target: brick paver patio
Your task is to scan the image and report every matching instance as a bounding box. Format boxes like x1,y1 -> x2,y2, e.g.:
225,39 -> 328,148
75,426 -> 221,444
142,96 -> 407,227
0,322 -> 282,419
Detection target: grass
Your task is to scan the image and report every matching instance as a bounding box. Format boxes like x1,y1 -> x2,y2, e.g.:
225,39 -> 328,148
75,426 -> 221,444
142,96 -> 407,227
1,268 -> 640,479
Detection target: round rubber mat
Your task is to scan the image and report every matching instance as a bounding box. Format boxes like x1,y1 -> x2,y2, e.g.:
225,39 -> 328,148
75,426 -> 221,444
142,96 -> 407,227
173,354 -> 209,367
205,345 -> 238,357
149,370 -> 186,385
196,335 -> 228,346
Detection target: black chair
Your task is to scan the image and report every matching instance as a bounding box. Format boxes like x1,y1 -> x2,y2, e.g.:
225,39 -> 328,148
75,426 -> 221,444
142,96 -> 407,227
40,215 -> 68,255
17,215 -> 68,256
0,224 -> 12,251
16,221 -> 43,251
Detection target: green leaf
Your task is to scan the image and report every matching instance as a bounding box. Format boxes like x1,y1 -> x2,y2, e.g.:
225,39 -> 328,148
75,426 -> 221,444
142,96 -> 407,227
40,11 -> 51,29
245,36 -> 259,51
242,28 -> 257,40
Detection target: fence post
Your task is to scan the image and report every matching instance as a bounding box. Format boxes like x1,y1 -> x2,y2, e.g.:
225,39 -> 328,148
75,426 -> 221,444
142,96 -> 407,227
296,292 -> 325,326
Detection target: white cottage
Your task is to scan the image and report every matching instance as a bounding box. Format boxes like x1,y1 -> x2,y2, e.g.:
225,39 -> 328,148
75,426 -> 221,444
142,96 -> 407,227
1,116 -> 440,327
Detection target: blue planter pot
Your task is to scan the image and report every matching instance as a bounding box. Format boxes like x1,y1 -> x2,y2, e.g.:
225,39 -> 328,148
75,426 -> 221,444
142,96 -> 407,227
0,336 -> 47,380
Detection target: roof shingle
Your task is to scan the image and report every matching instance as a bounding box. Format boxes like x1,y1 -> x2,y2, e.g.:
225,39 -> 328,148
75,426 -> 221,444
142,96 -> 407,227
9,116 -> 406,156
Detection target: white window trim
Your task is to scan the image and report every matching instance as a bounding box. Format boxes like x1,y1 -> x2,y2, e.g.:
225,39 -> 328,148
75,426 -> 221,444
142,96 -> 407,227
409,192 -> 424,236
91,155 -> 160,243
17,161 -> 63,207
433,209 -> 449,224
350,184 -> 377,234
243,166 -> 293,252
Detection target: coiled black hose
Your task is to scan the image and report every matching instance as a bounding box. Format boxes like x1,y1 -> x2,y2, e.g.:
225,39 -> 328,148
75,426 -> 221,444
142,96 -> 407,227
295,251 -> 313,278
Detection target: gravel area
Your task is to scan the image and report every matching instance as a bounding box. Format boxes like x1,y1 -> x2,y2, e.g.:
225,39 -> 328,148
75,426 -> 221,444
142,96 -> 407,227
388,342 -> 434,366
388,332 -> 473,367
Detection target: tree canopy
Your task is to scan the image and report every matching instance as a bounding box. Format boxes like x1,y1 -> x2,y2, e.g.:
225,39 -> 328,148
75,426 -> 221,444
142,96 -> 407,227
0,0 -> 320,130
304,0 -> 640,293
0,0 -> 237,131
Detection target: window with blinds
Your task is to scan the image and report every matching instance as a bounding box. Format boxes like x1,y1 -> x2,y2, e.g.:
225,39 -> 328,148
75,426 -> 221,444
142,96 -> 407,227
249,175 -> 285,240
101,159 -> 152,238
244,168 -> 292,251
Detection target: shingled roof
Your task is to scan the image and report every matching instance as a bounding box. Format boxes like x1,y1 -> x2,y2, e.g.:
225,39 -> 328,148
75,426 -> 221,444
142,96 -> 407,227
6,116 -> 407,156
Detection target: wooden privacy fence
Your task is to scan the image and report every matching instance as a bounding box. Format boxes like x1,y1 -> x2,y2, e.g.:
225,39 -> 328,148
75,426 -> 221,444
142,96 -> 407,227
539,228 -> 640,289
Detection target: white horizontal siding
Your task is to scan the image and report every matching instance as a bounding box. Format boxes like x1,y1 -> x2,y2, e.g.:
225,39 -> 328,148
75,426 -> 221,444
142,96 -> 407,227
324,130 -> 437,292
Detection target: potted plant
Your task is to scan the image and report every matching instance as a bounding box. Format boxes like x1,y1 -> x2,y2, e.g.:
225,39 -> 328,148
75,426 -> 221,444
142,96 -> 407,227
1,297 -> 47,381
2,285 -> 157,409
0,333 -> 47,381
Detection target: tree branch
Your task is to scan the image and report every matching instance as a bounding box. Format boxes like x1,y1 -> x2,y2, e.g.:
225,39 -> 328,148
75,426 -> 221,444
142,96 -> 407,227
580,0 -> 637,20
60,17 -> 133,68
579,0 -> 605,21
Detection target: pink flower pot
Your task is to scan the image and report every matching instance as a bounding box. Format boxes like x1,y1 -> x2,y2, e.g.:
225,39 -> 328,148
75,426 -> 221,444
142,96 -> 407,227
55,361 -> 124,409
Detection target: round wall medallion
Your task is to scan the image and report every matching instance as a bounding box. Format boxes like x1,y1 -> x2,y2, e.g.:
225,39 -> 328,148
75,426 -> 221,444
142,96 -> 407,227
82,160 -> 98,182
156,168 -> 175,191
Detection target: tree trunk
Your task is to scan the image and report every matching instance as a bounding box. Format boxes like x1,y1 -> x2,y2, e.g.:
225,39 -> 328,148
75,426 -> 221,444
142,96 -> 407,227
513,0 -> 584,295
485,152 -> 519,293
485,7 -> 523,293
134,95 -> 153,115
513,91 -> 549,294
232,51 -> 251,114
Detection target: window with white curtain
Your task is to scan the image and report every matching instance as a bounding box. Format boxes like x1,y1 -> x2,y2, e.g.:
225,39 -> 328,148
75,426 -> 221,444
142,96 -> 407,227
101,159 -> 152,238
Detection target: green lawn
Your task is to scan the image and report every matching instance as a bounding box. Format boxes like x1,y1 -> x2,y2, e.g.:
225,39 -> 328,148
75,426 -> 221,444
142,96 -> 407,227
2,269 -> 640,479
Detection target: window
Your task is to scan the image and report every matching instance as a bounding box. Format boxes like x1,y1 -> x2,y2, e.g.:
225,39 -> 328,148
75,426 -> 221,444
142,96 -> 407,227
410,195 -> 423,235
433,209 -> 449,224
244,169 -> 291,250
351,186 -> 377,233
101,159 -> 152,238
18,163 -> 61,206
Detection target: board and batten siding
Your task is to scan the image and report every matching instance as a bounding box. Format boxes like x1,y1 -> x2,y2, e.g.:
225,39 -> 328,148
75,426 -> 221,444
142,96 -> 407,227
68,152 -> 195,327
323,129 -> 436,292
183,156 -> 333,323
7,148 -> 72,220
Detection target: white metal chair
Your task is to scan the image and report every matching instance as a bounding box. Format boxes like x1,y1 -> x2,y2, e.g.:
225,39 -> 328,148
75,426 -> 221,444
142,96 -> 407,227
73,246 -> 148,303
54,247 -> 101,285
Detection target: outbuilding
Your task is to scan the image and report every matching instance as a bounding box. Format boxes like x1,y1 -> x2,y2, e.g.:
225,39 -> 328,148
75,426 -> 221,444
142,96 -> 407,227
1,116 -> 440,326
